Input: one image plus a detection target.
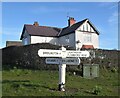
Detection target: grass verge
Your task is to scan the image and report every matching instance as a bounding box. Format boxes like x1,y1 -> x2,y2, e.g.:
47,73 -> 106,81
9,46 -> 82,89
2,67 -> 119,96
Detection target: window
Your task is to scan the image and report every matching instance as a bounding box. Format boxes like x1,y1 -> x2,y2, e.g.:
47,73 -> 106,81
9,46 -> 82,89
24,38 -> 28,45
86,24 -> 88,31
84,34 -> 92,43
65,36 -> 69,43
83,25 -> 85,31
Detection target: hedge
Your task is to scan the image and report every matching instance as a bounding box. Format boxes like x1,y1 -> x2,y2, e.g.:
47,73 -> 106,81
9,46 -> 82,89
2,43 -> 119,70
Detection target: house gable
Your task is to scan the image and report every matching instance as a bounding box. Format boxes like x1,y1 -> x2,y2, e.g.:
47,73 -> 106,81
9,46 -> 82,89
59,19 -> 99,37
77,19 -> 99,35
23,30 -> 29,38
77,20 -> 95,32
20,25 -> 31,40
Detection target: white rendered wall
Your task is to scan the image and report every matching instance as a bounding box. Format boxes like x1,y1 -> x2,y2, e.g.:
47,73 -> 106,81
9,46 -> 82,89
75,30 -> 99,49
75,31 -> 84,49
31,36 -> 58,45
91,33 -> 99,48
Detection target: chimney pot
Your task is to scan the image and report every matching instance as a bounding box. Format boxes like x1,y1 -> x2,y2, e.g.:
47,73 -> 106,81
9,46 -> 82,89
68,17 -> 76,26
33,21 -> 39,26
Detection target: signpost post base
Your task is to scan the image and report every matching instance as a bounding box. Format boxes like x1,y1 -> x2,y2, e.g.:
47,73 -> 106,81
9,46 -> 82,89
58,64 -> 66,91
58,84 -> 65,91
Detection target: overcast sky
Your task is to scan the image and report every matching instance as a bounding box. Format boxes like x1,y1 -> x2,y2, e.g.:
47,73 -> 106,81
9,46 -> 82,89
1,2 -> 118,49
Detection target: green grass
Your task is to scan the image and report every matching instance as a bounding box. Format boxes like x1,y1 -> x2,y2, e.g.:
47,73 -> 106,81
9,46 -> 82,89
2,67 -> 119,96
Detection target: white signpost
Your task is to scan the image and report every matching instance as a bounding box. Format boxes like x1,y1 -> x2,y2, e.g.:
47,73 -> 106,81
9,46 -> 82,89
38,46 -> 90,91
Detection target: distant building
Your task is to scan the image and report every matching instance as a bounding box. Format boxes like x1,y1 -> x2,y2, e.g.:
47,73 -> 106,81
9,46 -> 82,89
20,17 -> 99,49
6,41 -> 22,47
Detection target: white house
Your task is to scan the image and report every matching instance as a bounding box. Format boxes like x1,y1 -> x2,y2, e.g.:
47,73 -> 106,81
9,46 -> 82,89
20,17 -> 99,49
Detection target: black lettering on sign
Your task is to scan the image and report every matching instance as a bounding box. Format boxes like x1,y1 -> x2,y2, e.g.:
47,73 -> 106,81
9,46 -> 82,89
67,60 -> 74,62
47,59 -> 56,62
43,52 -> 60,55
62,60 -> 65,63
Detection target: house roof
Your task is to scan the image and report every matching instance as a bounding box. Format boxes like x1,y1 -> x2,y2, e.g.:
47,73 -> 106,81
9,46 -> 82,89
20,25 -> 61,39
59,18 -> 99,36
20,18 -> 99,40
59,19 -> 87,36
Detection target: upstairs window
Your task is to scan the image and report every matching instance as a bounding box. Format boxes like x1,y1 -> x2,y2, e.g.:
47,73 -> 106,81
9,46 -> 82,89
83,25 -> 85,31
86,24 -> 88,31
84,34 -> 92,43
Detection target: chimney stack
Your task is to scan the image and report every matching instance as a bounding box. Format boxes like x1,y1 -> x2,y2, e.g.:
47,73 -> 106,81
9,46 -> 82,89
68,17 -> 76,26
33,21 -> 39,26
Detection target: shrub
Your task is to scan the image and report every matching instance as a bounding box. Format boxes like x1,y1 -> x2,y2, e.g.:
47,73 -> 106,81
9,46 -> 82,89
93,85 -> 102,95
111,67 -> 117,73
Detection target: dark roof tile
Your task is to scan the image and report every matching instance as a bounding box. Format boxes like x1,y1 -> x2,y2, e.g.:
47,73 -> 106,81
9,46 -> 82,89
25,25 -> 61,36
59,19 -> 87,36
20,25 -> 62,39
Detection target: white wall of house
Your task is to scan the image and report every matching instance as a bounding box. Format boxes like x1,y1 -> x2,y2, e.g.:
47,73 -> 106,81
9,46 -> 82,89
75,30 -> 84,50
58,33 -> 75,48
75,30 -> 99,49
91,33 -> 99,48
30,36 -> 58,45
74,21 -> 99,49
